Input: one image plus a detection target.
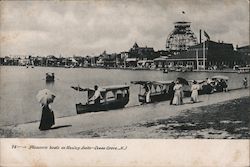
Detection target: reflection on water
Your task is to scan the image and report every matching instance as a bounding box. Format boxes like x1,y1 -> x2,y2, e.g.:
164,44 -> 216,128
46,80 -> 55,88
0,66 -> 249,126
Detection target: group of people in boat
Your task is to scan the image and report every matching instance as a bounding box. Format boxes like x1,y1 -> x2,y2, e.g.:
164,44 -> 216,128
201,78 -> 228,94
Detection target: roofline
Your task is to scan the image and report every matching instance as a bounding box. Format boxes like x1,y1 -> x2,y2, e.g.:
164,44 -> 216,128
165,58 -> 207,61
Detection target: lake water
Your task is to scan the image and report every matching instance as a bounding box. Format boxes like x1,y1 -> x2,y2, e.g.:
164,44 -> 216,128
0,66 -> 249,126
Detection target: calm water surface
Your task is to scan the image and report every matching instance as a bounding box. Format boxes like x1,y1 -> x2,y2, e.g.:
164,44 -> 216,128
0,66 -> 249,126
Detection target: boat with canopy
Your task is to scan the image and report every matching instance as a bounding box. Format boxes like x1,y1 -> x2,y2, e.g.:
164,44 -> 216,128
71,85 -> 130,114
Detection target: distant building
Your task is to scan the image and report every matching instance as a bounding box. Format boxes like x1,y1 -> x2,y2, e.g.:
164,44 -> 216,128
237,45 -> 250,56
165,40 -> 244,69
46,55 -> 59,66
128,42 -> 156,60
236,45 -> 250,65
97,51 -> 117,67
153,50 -> 173,68
19,58 -> 30,66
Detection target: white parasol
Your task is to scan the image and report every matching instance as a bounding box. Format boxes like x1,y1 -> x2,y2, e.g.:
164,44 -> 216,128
36,89 -> 56,105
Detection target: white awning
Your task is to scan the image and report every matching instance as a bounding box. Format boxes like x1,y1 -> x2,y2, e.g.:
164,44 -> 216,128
153,57 -> 167,61
126,58 -> 137,62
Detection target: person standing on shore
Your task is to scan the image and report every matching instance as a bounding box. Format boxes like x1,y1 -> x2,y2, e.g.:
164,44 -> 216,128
220,79 -> 228,92
172,79 -> 183,105
190,80 -> 199,103
243,77 -> 248,88
39,104 -> 55,130
36,89 -> 56,131
169,81 -> 175,105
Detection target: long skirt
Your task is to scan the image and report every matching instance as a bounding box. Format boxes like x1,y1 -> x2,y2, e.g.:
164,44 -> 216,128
191,90 -> 198,102
172,90 -> 182,105
39,105 -> 55,130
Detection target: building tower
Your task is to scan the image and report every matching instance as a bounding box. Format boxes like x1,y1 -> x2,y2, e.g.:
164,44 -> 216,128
166,21 -> 198,55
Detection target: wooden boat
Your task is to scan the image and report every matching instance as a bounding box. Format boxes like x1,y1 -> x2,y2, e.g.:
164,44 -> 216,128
46,73 -> 55,82
131,81 -> 174,104
71,85 -> 130,114
237,67 -> 250,73
187,76 -> 229,95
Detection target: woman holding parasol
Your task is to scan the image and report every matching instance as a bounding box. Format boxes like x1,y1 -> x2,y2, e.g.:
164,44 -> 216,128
36,89 -> 56,130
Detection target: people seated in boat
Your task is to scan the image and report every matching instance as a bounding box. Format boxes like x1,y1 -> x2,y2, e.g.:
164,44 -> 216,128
213,79 -> 224,92
89,85 -> 102,104
202,78 -> 214,94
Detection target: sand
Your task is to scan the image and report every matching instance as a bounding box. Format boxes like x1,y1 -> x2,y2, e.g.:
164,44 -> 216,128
0,88 -> 249,138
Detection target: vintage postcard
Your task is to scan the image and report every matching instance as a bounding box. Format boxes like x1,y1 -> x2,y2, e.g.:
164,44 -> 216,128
0,0 -> 249,166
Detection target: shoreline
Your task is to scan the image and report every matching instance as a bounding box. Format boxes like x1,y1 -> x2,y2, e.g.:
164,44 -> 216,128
0,88 -> 249,138
0,65 -> 240,73
0,87 -> 246,128
91,96 -> 250,139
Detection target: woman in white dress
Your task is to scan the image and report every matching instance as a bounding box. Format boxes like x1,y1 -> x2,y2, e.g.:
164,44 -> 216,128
172,80 -> 183,105
191,80 -> 199,103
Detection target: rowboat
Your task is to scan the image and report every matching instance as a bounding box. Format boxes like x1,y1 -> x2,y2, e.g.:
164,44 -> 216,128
71,85 -> 130,114
46,73 -> 55,82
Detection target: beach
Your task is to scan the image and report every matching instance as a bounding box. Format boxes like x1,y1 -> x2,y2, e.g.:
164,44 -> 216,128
1,88 -> 249,138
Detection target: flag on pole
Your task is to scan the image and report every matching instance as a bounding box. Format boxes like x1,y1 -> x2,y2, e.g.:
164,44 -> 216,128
204,30 -> 210,41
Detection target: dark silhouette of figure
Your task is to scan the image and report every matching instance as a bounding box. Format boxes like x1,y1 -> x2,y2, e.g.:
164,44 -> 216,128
39,105 -> 55,131
168,81 -> 175,105
243,77 -> 248,88
220,79 -> 228,92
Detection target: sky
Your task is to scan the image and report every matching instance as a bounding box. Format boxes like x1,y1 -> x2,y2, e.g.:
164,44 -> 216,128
0,0 -> 249,57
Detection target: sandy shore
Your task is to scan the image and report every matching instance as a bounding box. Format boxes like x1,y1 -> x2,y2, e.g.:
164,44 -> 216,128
90,97 -> 250,139
0,88 -> 249,138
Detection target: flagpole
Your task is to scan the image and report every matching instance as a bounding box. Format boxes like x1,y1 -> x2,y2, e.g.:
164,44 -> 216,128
203,39 -> 205,70
196,49 -> 199,70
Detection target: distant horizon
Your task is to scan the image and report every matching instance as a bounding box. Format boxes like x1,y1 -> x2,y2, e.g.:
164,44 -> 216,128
1,0 -> 249,57
1,39 -> 248,58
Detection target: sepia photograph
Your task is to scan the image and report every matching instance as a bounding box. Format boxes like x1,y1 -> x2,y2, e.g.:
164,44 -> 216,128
0,0 -> 249,139
0,0 -> 249,166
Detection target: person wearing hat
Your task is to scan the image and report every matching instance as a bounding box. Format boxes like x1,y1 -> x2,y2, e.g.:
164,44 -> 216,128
191,80 -> 200,103
172,79 -> 183,105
